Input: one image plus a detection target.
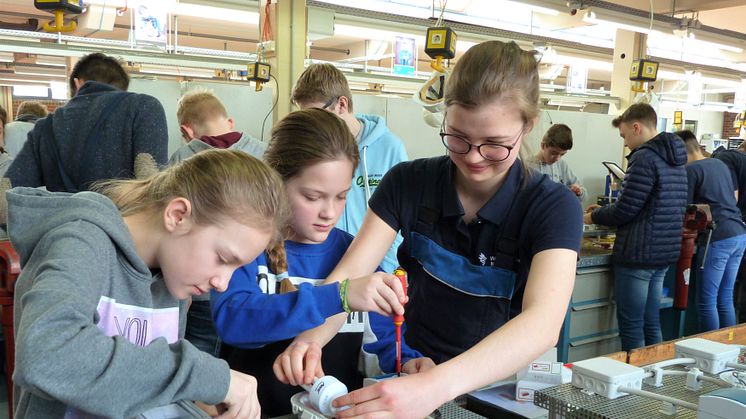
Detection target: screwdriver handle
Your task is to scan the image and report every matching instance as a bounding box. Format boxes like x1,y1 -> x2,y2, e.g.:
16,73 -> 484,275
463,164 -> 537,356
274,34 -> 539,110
393,268 -> 407,323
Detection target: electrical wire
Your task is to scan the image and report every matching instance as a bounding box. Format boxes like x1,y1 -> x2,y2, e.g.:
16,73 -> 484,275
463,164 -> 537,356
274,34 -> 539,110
435,0 -> 447,27
260,74 -> 279,142
726,362 -> 746,371
648,0 -> 654,32
617,386 -> 698,411
646,358 -> 697,369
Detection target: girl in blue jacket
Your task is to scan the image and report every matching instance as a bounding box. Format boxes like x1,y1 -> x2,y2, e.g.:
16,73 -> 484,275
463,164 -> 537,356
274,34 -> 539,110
274,40 -> 584,418
211,109 -> 411,416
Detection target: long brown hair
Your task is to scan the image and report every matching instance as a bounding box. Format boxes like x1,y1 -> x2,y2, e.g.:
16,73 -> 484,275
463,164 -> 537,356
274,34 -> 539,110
264,108 -> 359,277
95,148 -> 287,233
445,40 -> 540,165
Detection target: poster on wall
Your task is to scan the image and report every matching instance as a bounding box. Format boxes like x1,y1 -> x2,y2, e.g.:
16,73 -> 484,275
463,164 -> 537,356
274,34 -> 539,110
566,65 -> 588,94
394,36 -> 416,76
134,1 -> 169,46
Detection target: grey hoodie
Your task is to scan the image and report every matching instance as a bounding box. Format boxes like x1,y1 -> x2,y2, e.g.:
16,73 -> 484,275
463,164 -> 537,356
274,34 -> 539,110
168,133 -> 267,166
7,187 -> 229,418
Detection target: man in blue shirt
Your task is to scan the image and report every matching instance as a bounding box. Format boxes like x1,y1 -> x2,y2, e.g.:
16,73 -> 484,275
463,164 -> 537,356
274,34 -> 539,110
679,130 -> 746,331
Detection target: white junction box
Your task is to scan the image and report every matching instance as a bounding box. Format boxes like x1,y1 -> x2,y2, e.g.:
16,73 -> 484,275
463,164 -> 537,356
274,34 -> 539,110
572,357 -> 645,399
675,338 -> 739,374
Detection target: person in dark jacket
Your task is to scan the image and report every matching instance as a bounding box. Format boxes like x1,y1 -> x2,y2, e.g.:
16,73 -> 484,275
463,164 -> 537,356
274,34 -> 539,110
679,130 -> 746,332
584,103 -> 687,351
4,53 -> 168,192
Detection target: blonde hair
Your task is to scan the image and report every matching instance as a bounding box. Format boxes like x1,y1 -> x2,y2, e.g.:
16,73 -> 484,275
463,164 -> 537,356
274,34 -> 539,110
177,89 -> 229,137
291,64 -> 354,112
264,109 -> 359,278
17,101 -> 48,118
95,149 -> 287,232
445,40 -> 540,166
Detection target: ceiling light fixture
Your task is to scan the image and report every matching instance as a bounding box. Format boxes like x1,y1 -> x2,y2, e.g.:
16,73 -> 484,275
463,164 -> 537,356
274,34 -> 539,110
172,2 -> 259,24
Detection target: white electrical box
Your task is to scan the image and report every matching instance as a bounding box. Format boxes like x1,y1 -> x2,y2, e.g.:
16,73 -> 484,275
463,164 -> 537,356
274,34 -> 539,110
675,338 -> 739,374
572,357 -> 645,399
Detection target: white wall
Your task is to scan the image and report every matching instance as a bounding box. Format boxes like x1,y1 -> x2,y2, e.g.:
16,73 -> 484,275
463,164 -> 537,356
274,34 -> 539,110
658,104 -> 724,141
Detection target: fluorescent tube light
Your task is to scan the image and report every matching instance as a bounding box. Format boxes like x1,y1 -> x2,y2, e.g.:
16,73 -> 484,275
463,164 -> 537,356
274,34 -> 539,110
582,11 -> 653,35
172,2 -> 259,24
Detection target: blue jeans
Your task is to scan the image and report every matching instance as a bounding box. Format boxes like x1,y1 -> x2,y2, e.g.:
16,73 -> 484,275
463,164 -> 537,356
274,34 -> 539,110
614,265 -> 667,352
697,234 -> 746,332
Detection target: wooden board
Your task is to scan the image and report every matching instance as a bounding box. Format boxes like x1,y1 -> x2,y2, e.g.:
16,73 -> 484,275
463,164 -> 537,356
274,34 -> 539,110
603,351 -> 628,363
628,324 -> 746,366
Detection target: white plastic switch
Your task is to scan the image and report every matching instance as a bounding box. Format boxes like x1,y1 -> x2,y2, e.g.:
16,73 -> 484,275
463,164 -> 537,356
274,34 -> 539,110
674,338 -> 739,374
572,357 -> 646,399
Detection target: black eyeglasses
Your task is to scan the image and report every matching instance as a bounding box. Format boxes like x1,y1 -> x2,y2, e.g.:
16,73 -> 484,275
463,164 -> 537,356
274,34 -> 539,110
439,125 -> 524,162
321,96 -> 339,110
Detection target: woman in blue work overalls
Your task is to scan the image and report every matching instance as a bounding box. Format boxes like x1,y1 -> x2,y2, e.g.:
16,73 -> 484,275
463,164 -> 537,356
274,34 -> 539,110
274,40 -> 584,418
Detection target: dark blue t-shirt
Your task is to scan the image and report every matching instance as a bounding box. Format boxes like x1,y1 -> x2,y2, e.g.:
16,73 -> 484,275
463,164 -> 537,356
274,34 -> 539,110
368,156 -> 582,361
713,149 -> 746,218
686,158 -> 746,242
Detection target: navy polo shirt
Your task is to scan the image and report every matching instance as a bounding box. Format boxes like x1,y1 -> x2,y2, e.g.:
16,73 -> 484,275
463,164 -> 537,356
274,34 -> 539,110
713,149 -> 746,218
686,158 -> 746,242
368,156 -> 582,361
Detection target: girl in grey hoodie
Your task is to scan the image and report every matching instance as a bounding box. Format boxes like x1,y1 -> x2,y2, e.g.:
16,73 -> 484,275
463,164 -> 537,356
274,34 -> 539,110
7,149 -> 286,419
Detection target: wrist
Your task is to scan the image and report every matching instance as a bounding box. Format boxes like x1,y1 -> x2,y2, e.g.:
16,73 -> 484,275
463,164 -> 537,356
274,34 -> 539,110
339,278 -> 351,313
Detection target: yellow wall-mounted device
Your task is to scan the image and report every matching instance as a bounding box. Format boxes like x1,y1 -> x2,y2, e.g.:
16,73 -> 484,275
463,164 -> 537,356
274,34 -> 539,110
34,0 -> 83,32
247,62 -> 271,92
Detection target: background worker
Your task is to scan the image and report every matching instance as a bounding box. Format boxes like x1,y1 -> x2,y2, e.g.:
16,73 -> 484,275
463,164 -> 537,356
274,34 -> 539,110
585,103 -> 687,352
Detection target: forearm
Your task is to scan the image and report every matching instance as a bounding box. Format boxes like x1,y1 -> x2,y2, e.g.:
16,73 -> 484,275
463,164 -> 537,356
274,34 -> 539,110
291,312 -> 348,347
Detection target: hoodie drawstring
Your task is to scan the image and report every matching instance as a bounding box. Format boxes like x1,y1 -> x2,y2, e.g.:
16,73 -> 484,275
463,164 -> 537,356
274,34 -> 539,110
362,145 -> 371,205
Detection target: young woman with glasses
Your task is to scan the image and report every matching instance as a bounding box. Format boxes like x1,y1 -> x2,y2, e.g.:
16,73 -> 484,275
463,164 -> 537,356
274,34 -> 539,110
274,40 -> 584,418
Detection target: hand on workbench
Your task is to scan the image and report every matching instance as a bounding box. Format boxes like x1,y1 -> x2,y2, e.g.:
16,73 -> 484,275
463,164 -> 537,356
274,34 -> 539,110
402,357 -> 436,374
273,339 -> 324,386
583,212 -> 593,225
333,372 -> 444,418
347,272 -> 408,316
216,370 -> 260,419
585,204 -> 601,213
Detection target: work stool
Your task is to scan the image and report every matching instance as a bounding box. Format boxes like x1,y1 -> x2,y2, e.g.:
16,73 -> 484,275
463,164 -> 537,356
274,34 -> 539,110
0,240 -> 20,418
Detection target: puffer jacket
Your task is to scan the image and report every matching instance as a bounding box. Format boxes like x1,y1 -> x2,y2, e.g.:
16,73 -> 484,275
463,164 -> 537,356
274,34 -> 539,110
592,132 -> 688,267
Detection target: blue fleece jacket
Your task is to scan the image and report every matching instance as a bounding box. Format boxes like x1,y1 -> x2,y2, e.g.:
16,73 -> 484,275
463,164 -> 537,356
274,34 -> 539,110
5,81 -> 168,192
337,114 -> 408,273
211,228 -> 422,375
591,132 -> 688,267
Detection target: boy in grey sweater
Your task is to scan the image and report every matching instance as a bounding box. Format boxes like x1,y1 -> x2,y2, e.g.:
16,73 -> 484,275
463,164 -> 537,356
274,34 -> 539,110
526,123 -> 587,201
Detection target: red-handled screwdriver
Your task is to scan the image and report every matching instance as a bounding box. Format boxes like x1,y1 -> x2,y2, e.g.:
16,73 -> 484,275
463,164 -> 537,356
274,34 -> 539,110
393,268 -> 407,376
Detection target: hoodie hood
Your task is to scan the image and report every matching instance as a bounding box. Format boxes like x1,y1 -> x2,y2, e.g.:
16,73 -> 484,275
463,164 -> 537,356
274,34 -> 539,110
636,131 -> 688,167
6,187 -> 148,274
356,114 -> 393,147
15,113 -> 42,123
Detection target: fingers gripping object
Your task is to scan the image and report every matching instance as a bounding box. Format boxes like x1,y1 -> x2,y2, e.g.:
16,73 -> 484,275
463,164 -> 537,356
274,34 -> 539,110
393,268 -> 408,376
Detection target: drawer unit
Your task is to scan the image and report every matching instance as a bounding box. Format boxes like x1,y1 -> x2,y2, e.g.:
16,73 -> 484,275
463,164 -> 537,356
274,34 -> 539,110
569,301 -> 618,340
572,267 -> 613,304
568,334 -> 622,363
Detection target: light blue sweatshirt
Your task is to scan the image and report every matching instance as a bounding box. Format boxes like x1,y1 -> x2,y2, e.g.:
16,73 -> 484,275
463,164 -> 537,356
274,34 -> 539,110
338,114 -> 408,273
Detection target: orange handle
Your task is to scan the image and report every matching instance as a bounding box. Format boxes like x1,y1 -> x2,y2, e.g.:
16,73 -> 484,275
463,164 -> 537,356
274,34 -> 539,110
393,268 -> 407,322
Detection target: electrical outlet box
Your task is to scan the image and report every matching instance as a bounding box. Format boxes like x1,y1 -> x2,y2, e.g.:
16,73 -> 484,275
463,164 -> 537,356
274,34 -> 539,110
675,338 -> 739,374
258,40 -> 276,58
572,357 -> 645,399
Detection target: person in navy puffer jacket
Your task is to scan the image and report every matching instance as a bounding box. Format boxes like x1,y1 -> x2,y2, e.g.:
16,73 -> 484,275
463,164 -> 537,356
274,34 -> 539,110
584,103 -> 687,352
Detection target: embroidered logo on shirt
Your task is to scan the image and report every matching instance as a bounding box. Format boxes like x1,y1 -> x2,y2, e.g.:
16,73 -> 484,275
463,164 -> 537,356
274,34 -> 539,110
478,252 -> 487,266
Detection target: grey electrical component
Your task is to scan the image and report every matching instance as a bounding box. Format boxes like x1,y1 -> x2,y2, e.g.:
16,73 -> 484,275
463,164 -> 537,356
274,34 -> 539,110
698,388 -> 746,419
